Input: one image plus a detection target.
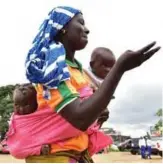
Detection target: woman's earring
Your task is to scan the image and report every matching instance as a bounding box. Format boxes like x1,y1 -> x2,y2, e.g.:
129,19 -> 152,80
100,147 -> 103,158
62,29 -> 66,34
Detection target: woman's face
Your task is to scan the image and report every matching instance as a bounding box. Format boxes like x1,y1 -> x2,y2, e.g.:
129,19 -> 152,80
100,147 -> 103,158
65,13 -> 89,50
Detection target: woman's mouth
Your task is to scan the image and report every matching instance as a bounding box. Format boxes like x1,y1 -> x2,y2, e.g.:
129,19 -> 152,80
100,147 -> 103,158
82,35 -> 88,41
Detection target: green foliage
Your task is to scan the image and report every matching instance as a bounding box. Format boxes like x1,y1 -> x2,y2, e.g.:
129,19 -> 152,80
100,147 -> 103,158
155,108 -> 162,117
155,108 -> 163,132
0,85 -> 15,139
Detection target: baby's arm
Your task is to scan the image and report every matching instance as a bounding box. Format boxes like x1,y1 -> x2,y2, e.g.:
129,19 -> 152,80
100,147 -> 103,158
83,68 -> 101,88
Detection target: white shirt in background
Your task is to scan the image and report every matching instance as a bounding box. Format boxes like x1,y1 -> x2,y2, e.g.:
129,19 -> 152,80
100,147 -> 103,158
139,139 -> 146,147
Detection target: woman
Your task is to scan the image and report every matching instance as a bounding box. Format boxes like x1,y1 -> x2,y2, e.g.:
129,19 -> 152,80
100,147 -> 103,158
13,6 -> 160,163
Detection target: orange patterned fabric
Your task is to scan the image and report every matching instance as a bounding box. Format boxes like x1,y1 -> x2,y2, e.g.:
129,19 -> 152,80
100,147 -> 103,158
35,59 -> 92,153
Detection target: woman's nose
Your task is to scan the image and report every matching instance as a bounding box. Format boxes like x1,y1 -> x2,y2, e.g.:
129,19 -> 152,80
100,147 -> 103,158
84,26 -> 90,35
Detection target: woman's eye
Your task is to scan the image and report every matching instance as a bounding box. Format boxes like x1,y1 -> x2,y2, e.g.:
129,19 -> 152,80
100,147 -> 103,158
79,19 -> 84,25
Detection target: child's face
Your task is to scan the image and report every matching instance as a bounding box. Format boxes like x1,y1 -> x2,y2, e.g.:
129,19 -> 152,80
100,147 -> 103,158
13,85 -> 37,115
91,53 -> 116,79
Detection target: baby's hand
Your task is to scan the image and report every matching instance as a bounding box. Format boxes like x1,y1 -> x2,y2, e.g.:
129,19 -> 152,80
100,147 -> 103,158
97,109 -> 109,125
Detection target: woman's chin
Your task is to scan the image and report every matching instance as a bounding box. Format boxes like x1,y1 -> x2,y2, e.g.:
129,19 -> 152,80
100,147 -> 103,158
76,40 -> 88,50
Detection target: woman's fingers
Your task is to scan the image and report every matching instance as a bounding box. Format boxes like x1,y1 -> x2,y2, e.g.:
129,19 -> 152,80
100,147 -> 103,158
143,46 -> 161,62
138,41 -> 156,54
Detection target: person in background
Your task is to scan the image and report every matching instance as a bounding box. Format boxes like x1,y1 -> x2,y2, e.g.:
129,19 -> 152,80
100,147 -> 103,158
145,136 -> 152,159
139,136 -> 145,159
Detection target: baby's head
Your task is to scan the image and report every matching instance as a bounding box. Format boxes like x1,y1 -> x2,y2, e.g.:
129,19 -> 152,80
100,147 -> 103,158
13,83 -> 38,115
90,47 -> 116,79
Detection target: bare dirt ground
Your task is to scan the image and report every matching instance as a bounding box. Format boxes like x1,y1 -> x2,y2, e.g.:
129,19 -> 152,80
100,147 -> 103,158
0,152 -> 162,163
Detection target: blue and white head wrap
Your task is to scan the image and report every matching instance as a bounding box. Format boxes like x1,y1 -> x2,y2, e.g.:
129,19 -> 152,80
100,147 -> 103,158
25,6 -> 81,89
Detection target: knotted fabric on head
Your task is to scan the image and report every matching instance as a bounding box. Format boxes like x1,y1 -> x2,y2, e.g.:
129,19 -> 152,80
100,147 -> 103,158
25,6 -> 81,89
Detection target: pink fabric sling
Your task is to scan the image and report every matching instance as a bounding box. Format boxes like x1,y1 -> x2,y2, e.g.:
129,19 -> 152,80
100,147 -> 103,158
5,86 -> 113,159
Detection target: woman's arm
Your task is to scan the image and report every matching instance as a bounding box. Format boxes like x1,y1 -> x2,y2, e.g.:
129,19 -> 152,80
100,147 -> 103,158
60,62 -> 123,130
60,42 -> 160,131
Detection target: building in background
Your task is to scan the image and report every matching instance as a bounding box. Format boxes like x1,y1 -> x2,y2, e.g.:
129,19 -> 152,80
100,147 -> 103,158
150,126 -> 162,137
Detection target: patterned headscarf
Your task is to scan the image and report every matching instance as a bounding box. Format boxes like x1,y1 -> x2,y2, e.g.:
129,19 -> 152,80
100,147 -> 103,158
25,6 -> 81,89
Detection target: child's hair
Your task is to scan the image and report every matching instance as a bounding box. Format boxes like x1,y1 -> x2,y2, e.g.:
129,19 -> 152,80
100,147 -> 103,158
14,83 -> 35,91
14,83 -> 37,101
90,47 -> 115,62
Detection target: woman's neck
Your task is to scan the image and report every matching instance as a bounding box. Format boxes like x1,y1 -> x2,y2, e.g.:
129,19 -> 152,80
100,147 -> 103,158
65,47 -> 75,62
61,39 -> 76,62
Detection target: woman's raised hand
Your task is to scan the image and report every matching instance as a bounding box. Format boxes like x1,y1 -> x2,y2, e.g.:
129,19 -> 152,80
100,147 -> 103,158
117,42 -> 161,72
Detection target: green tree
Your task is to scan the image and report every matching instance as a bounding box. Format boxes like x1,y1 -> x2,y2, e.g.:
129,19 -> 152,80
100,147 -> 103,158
0,85 -> 15,139
155,108 -> 162,133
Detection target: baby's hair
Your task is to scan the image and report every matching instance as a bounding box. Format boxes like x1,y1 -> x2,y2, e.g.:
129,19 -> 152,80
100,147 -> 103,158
90,47 -> 115,62
15,83 -> 33,88
14,83 -> 36,96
